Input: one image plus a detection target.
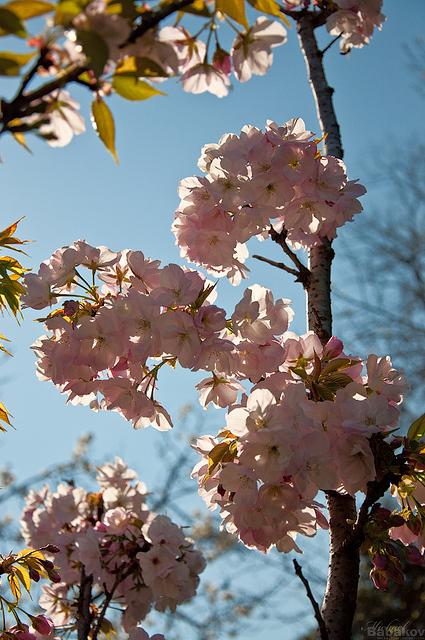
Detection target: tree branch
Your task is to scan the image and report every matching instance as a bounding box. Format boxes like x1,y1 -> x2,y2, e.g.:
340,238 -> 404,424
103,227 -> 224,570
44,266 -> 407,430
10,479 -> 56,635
296,11 -> 360,640
0,0 -> 195,135
252,254 -> 299,278
124,0 -> 195,45
77,568 -> 93,640
293,559 -> 329,640
269,226 -> 311,287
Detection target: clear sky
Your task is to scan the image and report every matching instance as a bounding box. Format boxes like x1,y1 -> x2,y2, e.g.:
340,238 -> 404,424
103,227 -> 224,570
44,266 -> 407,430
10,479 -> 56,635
0,1 -> 424,637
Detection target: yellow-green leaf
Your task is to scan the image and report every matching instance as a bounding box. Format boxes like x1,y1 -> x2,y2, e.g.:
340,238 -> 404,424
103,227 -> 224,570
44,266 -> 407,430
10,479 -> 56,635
8,571 -> 21,602
14,565 -> 31,594
408,413 -> 425,443
0,7 -> 27,37
180,0 -> 211,16
12,131 -> 32,152
204,439 -> 238,482
76,29 -> 109,77
55,0 -> 83,24
91,96 -> 118,163
112,74 -> 165,101
106,0 -> 138,19
0,401 -> 12,431
6,0 -> 54,19
0,50 -> 35,76
216,0 -> 248,28
116,56 -> 168,78
247,0 -> 290,26
0,332 -> 12,356
0,218 -> 26,247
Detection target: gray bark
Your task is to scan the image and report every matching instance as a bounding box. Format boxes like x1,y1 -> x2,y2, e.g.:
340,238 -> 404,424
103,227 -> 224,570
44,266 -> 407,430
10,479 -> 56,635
297,13 -> 360,639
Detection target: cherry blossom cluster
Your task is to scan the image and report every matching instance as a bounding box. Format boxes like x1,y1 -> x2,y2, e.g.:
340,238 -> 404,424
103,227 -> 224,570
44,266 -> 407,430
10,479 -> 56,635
15,3 -> 288,147
173,117 -> 366,284
21,457 -> 205,638
23,241 -> 294,429
68,6 -> 287,97
281,0 -> 385,53
191,335 -> 406,554
327,0 -> 385,53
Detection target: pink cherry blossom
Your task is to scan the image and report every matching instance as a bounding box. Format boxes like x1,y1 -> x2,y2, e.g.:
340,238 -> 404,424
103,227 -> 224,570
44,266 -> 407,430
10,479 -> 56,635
231,18 -> 287,82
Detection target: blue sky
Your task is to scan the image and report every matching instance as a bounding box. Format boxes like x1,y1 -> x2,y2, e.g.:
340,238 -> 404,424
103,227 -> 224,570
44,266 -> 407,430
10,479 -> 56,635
0,1 -> 424,636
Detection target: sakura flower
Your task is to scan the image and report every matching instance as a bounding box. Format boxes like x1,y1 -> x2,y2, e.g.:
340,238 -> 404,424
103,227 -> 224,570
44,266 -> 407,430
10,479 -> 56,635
22,273 -> 57,310
196,375 -> 243,408
231,17 -> 287,83
181,63 -> 231,98
39,91 -> 85,147
159,25 -> 205,73
152,264 -> 204,307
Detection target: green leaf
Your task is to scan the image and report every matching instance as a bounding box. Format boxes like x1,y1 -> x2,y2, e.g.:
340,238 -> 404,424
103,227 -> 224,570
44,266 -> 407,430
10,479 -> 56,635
320,357 -> 361,377
247,0 -> 290,25
408,413 -> 425,442
216,0 -> 248,28
6,0 -> 54,19
0,51 -> 35,76
112,75 -> 165,101
0,7 -> 27,37
91,96 -> 118,163
76,29 -> 109,77
319,372 -> 353,394
289,366 -> 309,381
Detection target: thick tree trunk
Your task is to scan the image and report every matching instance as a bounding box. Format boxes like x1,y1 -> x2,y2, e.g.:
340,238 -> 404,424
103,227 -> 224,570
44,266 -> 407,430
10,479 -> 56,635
297,14 -> 360,639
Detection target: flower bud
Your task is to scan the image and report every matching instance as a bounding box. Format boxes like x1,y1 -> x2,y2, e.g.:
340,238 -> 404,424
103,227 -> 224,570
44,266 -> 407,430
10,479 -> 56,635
323,336 -> 343,359
389,514 -> 406,528
31,615 -> 54,636
41,544 -> 60,554
28,567 -> 40,582
11,624 -> 37,640
48,570 -> 61,583
63,300 -> 79,317
371,553 -> 387,570
212,47 -> 231,75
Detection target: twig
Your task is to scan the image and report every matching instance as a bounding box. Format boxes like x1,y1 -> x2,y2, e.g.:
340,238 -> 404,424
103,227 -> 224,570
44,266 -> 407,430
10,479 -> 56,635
124,0 -> 195,45
13,50 -> 45,101
293,560 -> 329,640
91,577 -> 120,640
0,64 -> 86,135
252,254 -> 299,278
269,226 -> 311,287
320,33 -> 342,56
